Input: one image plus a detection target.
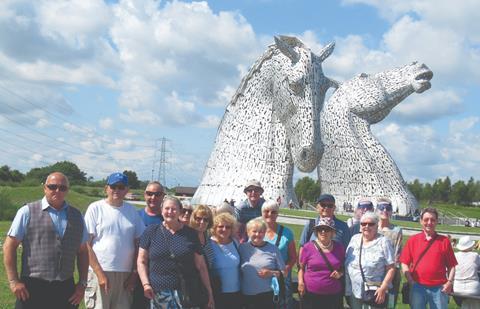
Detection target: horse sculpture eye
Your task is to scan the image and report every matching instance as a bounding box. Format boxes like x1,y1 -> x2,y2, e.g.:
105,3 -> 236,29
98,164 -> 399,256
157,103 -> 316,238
288,77 -> 305,95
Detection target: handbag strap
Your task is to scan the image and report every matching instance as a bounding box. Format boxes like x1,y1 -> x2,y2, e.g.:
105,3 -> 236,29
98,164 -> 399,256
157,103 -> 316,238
312,240 -> 335,273
359,237 -> 368,285
411,234 -> 437,273
275,225 -> 284,247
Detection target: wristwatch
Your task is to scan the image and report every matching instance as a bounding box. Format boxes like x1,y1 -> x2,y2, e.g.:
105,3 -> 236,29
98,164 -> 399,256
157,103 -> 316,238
79,279 -> 88,288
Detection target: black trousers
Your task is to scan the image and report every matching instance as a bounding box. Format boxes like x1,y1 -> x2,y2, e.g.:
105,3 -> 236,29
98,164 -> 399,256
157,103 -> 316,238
302,291 -> 343,309
243,291 -> 274,309
215,291 -> 243,309
16,277 -> 77,309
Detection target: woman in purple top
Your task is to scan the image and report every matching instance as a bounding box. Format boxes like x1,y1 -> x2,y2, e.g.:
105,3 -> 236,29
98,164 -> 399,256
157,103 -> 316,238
298,217 -> 345,309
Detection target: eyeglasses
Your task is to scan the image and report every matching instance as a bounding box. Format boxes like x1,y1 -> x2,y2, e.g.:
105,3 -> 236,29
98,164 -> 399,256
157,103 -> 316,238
377,203 -> 393,212
246,188 -> 262,193
319,203 -> 335,209
263,210 -> 278,215
181,209 -> 192,215
316,227 -> 333,233
46,184 -> 68,192
145,191 -> 164,197
194,217 -> 209,223
360,222 -> 376,227
109,184 -> 126,190
217,225 -> 232,230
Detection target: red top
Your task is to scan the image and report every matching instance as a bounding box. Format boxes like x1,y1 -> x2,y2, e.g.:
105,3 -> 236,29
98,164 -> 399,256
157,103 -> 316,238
399,232 -> 457,286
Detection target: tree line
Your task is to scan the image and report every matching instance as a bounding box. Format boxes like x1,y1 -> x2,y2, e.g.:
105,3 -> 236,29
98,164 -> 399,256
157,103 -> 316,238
294,176 -> 480,206
0,161 -> 144,189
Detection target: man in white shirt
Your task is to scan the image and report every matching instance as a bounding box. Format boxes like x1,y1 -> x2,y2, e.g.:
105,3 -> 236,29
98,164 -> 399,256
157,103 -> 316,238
84,172 -> 145,309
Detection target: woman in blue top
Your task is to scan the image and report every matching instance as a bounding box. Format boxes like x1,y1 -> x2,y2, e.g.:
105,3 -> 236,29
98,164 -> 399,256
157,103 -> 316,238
239,217 -> 285,309
262,200 -> 297,309
209,213 -> 242,309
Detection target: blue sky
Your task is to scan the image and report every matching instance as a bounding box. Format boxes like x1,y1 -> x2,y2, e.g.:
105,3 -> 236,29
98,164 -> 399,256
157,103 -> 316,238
0,0 -> 479,187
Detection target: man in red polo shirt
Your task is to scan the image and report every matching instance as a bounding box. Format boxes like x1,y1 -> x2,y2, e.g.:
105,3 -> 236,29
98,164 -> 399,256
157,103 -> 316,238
400,207 -> 457,308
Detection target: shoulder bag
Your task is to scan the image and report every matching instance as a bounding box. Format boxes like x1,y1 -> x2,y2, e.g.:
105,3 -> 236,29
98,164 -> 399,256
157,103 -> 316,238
401,234 -> 437,304
161,225 -> 209,308
359,237 -> 388,308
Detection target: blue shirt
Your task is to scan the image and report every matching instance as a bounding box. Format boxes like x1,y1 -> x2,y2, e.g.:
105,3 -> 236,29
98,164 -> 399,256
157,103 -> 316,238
299,216 -> 351,248
210,239 -> 241,293
7,197 -> 88,243
264,224 -> 294,264
137,209 -> 163,226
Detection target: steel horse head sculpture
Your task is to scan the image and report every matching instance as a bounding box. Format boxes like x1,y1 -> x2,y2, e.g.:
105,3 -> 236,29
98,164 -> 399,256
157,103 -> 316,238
192,36 -> 336,207
318,62 -> 433,215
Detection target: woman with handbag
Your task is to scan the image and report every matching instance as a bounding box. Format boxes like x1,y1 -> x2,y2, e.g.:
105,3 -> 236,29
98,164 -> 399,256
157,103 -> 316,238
137,196 -> 215,309
210,213 -> 242,309
376,198 -> 402,308
262,200 -> 297,309
239,217 -> 285,309
297,217 -> 345,308
345,212 -> 395,308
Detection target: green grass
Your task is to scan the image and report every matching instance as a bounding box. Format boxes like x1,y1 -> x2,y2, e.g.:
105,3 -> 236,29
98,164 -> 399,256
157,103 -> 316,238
280,209 -> 480,235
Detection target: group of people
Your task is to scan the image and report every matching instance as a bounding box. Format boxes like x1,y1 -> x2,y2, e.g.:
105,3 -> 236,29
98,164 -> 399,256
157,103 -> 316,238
3,172 -> 480,309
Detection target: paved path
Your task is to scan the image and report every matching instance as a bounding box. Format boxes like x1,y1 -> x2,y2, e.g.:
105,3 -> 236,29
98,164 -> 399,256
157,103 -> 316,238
277,216 -> 480,241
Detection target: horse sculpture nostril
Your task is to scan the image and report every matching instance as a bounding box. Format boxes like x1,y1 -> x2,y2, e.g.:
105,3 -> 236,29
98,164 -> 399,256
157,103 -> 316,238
301,149 -> 308,161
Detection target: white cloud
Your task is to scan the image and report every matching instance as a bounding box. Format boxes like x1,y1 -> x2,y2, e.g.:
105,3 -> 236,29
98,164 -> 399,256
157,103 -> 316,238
449,117 -> 479,134
391,89 -> 463,123
99,117 -> 114,130
110,0 -> 262,125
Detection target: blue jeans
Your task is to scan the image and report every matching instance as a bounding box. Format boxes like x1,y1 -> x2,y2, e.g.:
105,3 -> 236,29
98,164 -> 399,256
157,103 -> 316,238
410,282 -> 448,309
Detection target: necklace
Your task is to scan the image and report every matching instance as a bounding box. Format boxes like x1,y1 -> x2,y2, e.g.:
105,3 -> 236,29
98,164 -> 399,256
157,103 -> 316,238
318,240 -> 332,249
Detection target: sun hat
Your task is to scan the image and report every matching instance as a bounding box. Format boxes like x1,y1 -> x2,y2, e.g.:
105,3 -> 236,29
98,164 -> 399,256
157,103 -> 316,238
316,193 -> 335,204
243,179 -> 264,193
106,172 -> 128,186
314,217 -> 336,231
457,236 -> 476,251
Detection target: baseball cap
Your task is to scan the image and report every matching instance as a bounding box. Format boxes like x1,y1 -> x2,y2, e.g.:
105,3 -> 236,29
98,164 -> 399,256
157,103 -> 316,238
243,179 -> 264,193
106,172 -> 129,186
316,194 -> 335,204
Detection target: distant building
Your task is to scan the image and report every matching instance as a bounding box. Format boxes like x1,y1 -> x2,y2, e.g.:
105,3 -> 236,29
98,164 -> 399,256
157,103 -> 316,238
173,186 -> 197,198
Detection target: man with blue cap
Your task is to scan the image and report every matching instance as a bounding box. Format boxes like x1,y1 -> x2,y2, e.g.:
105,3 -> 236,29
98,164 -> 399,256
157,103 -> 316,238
84,172 -> 145,309
299,193 -> 351,248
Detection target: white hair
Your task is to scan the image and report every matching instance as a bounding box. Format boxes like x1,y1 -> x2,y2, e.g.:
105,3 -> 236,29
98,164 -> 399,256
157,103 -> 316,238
360,211 -> 379,224
246,217 -> 266,232
261,200 -> 280,212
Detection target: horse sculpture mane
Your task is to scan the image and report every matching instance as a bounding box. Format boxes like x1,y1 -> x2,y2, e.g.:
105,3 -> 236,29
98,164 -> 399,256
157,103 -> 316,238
192,36 -> 336,207
318,62 -> 433,215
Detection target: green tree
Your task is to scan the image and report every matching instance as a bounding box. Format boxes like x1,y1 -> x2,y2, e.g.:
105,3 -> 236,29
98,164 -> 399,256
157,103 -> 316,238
0,165 -> 24,183
408,179 -> 423,200
25,161 -> 86,185
294,176 -> 321,203
422,182 -> 433,201
450,180 -> 467,204
123,170 -> 140,189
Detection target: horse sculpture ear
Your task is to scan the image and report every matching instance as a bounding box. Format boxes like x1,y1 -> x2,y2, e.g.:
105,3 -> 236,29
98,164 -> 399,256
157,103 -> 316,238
275,35 -> 300,63
317,42 -> 335,62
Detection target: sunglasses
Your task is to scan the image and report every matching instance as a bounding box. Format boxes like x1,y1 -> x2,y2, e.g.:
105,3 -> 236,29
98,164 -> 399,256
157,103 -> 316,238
316,227 -> 333,233
360,222 -> 376,227
181,209 -> 193,215
319,203 -> 335,209
377,203 -> 393,212
217,225 -> 232,230
145,191 -> 164,197
109,184 -> 126,190
194,217 -> 209,223
246,188 -> 262,193
358,204 -> 374,210
46,184 -> 68,192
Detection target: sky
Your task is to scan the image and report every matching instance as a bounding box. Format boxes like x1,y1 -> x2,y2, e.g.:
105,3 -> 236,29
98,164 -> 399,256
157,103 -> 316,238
0,0 -> 479,187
